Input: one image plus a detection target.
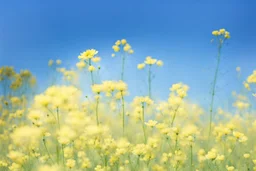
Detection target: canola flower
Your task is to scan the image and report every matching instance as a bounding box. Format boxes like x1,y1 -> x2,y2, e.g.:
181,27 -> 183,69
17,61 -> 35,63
112,39 -> 134,81
137,56 -> 163,98
1,29 -> 256,171
77,49 -> 101,85
209,28 -> 231,140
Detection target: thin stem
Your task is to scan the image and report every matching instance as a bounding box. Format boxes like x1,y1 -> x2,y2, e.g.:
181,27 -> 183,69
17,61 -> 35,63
104,155 -> 108,167
208,43 -> 222,139
190,145 -> 193,171
121,91 -> 125,136
90,71 -> 94,85
121,54 -> 126,81
174,134 -> 179,151
46,107 -> 57,122
62,144 -> 65,166
141,103 -> 147,143
148,65 -> 152,98
42,138 -> 54,164
171,104 -> 181,127
56,143 -> 60,164
89,59 -> 94,85
56,107 -> 60,130
224,142 -> 237,164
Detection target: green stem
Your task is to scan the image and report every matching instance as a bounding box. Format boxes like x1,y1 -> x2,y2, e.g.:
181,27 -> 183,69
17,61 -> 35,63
136,156 -> 140,170
171,104 -> 181,127
174,134 -> 179,151
121,91 -> 125,136
142,103 -> 147,143
56,143 -> 60,164
224,142 -> 237,164
89,59 -> 94,85
62,144 -> 65,166
104,155 -> 108,167
56,107 -> 60,130
95,95 -> 100,126
190,145 -> 193,171
209,43 -> 222,139
121,54 -> 126,81
90,71 -> 94,85
42,138 -> 54,164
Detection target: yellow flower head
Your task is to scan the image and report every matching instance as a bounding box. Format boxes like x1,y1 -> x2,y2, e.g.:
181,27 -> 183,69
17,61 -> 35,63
76,61 -> 86,69
56,59 -> 62,65
112,45 -> 120,52
121,39 -> 127,45
79,49 -> 98,60
137,63 -> 145,70
48,59 -> 54,66
156,60 -> 163,67
88,65 -> 95,72
92,57 -> 101,63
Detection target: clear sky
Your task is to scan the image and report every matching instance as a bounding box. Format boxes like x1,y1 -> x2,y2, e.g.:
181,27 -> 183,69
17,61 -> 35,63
0,0 -> 256,109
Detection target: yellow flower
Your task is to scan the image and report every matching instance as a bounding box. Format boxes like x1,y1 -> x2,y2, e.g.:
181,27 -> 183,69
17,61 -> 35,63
115,40 -> 121,46
9,163 -> 22,171
88,65 -> 95,72
243,82 -> 250,90
11,126 -> 42,148
66,159 -> 76,169
145,120 -> 158,127
206,148 -> 217,160
145,56 -> 157,65
224,31 -> 231,39
226,165 -> 235,171
58,126 -> 77,145
121,39 -> 127,45
156,60 -> 163,67
56,59 -> 62,65
236,66 -> 241,72
216,155 -> 225,161
112,45 -> 120,52
78,49 -> 98,60
123,44 -> 131,52
212,30 -> 220,36
111,53 -> 115,57
76,61 -> 86,69
128,49 -> 134,54
48,59 -> 54,66
137,63 -> 145,70
219,28 -> 226,34
247,70 -> 256,83
92,57 -> 101,63
91,84 -> 104,94
244,153 -> 250,159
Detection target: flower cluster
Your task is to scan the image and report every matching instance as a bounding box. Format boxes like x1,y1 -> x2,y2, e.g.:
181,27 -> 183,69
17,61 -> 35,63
1,30 -> 256,171
112,39 -> 134,55
137,56 -> 163,70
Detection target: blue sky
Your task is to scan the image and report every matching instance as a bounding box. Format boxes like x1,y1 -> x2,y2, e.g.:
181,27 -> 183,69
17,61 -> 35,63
0,0 -> 256,109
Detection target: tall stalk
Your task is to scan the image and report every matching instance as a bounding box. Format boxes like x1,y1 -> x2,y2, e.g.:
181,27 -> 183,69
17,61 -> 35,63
42,138 -> 54,164
171,104 -> 181,127
121,91 -> 125,136
89,59 -> 94,85
190,145 -> 193,171
141,103 -> 147,143
121,54 -> 126,81
208,42 -> 222,138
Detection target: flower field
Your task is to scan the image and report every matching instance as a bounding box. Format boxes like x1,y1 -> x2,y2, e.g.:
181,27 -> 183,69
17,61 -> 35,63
0,29 -> 256,171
